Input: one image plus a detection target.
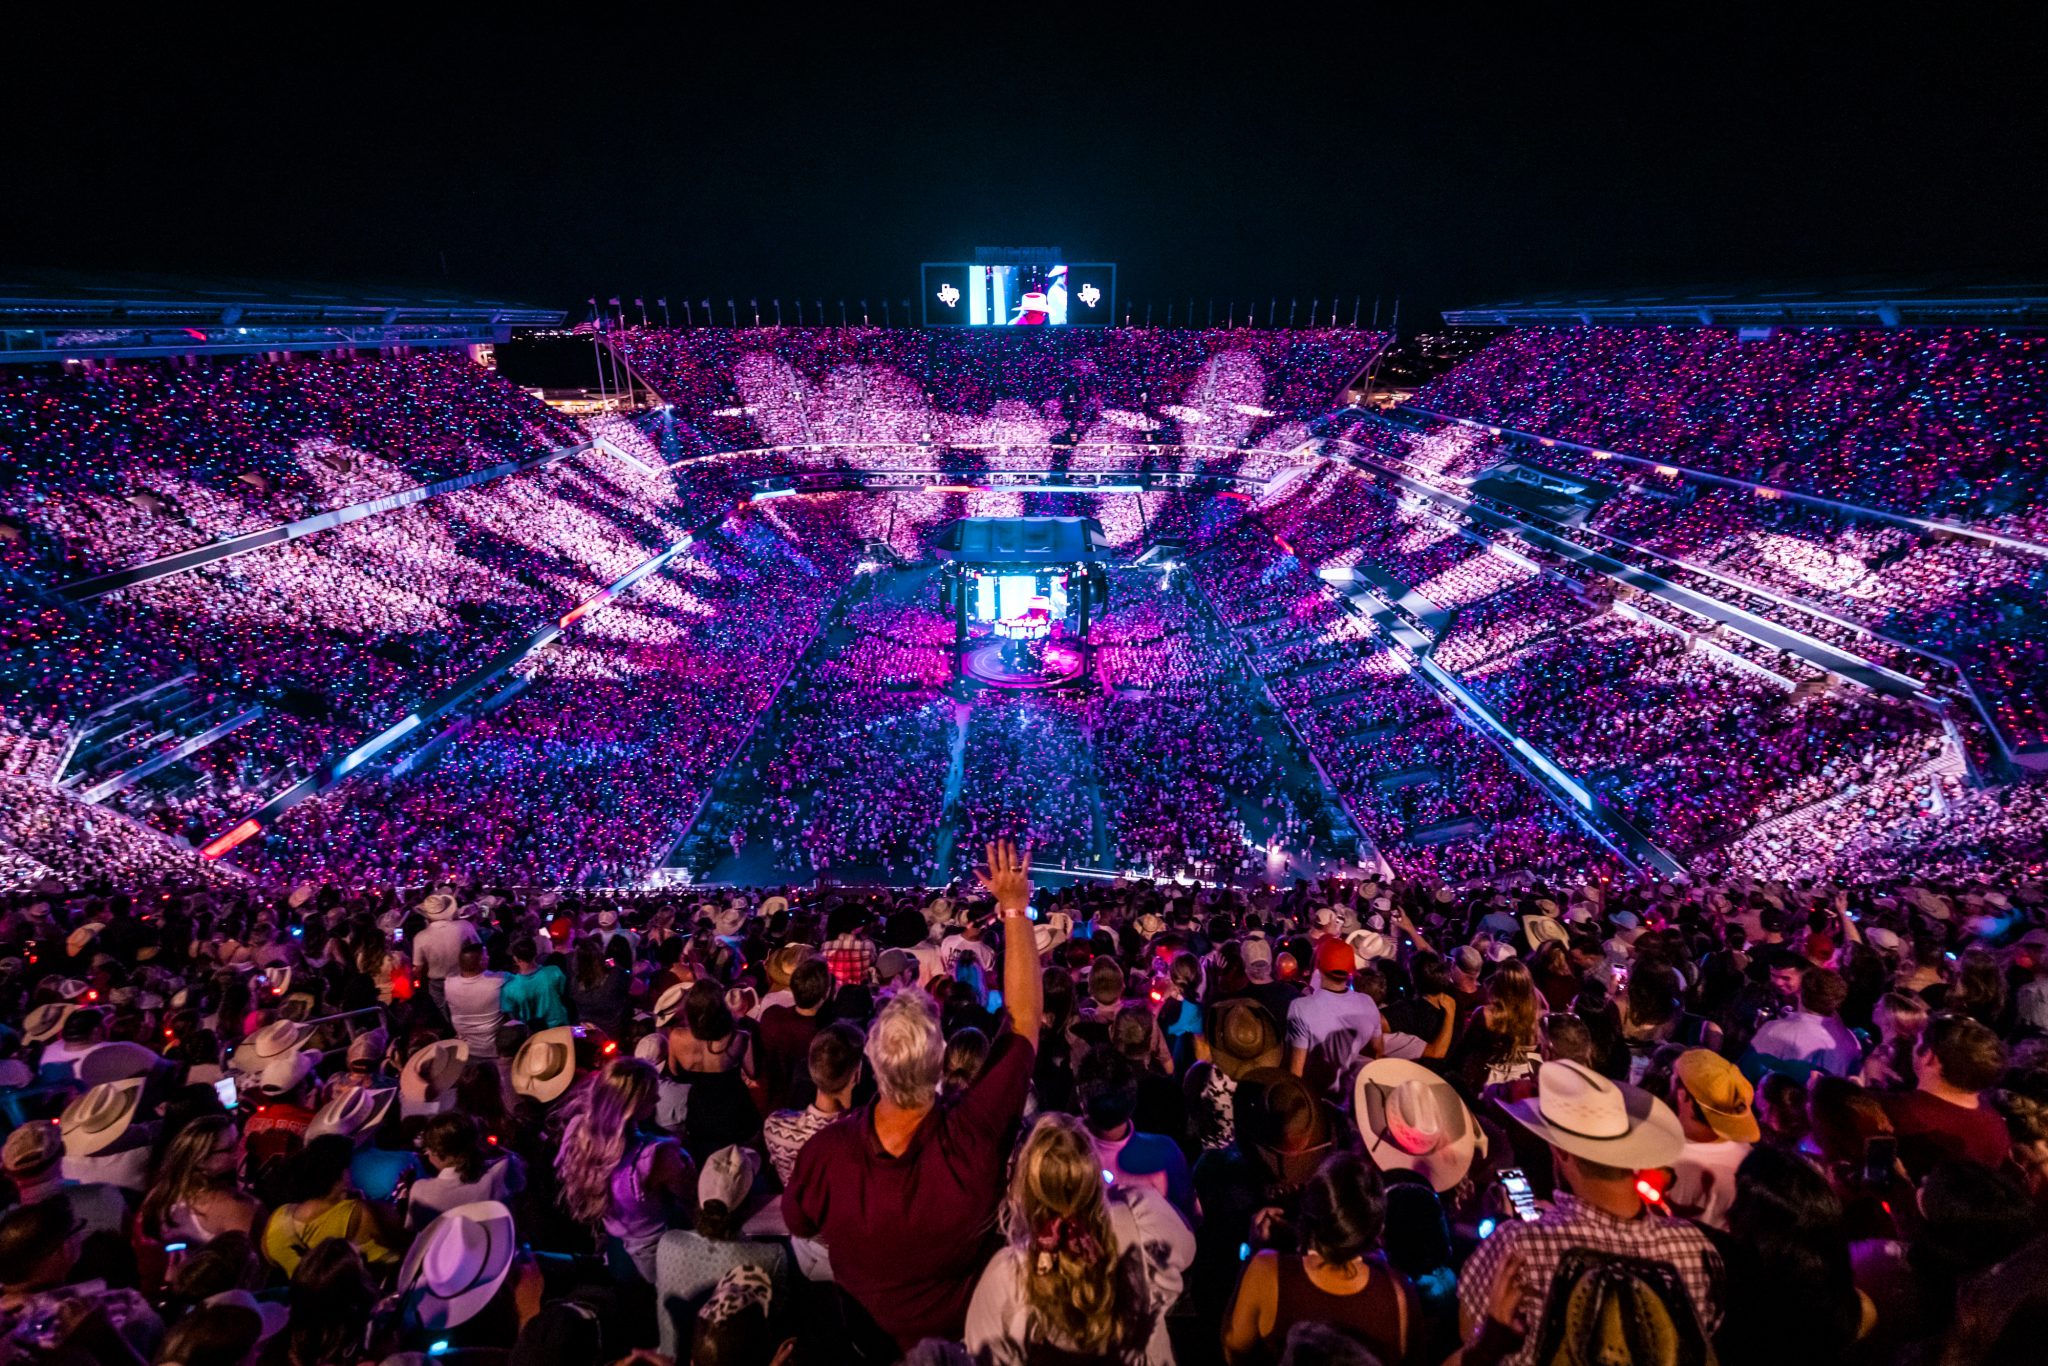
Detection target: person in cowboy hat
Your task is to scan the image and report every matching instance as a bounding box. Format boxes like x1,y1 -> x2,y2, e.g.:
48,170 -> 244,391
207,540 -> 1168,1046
1455,1060 -> 1723,1364
60,1078 -> 155,1192
1185,999 -> 1284,1152
401,1040 -> 471,1119
510,1026 -> 580,1105
1354,1056 -> 1486,1194
410,893 -> 480,1014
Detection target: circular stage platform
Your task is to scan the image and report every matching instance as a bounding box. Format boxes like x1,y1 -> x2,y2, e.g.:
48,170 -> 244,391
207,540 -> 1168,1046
962,640 -> 1087,690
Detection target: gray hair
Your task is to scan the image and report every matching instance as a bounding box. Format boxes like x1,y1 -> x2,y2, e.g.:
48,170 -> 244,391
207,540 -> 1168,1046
866,990 -> 945,1109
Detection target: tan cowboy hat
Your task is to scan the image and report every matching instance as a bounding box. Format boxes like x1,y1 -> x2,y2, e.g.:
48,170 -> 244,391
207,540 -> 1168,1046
229,1020 -> 306,1076
287,884 -> 317,910
764,943 -> 811,993
653,983 -> 689,1027
1211,1000 -> 1285,1081
1524,915 -> 1569,949
396,1201 -> 518,1331
306,1086 -> 398,1143
758,895 -> 789,918
61,1078 -> 144,1156
1355,1057 -> 1485,1192
418,893 -> 461,922
1503,1060 -> 1685,1169
400,1039 -> 470,1116
511,1026 -> 577,1103
23,1002 -> 76,1046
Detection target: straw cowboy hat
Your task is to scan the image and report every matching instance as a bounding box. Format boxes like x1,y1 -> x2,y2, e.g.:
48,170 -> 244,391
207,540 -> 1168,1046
1523,915 -> 1570,949
229,1020 -> 306,1077
307,1086 -> 398,1143
1503,1060 -> 1685,1169
418,893 -> 461,922
397,1201 -> 518,1331
511,1026 -> 577,1103
758,895 -> 789,918
400,1040 -> 470,1116
61,1078 -> 145,1156
23,1002 -> 76,1046
764,944 -> 810,994
1354,1057 -> 1486,1192
653,983 -> 689,1028
1210,1000 -> 1285,1081
258,1050 -> 319,1098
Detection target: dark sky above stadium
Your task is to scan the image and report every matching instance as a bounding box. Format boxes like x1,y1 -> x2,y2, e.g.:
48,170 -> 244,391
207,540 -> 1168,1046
11,9 -> 2046,327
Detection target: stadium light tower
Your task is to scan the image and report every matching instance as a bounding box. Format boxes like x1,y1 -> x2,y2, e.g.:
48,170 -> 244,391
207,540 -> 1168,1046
700,299 -> 713,327
882,299 -> 891,326
773,299 -> 782,327
794,299 -> 804,326
727,299 -> 737,327
861,299 -> 869,325
815,299 -> 824,325
751,299 -> 760,327
1269,298 -> 1277,327
838,300 -> 846,325
634,298 -> 647,328
659,297 -> 670,328
901,299 -> 911,326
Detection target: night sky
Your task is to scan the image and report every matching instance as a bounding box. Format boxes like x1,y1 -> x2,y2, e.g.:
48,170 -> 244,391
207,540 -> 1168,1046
10,10 -> 2046,326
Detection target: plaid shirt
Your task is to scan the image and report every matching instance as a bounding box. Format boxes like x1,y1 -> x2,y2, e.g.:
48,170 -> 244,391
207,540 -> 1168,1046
822,932 -> 876,987
1457,1193 -> 1724,1366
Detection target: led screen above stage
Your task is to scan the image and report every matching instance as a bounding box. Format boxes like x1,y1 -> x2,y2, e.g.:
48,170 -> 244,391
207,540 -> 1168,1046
922,262 -> 1116,326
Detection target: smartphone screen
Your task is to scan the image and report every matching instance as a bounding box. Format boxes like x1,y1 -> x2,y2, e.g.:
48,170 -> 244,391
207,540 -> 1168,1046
1500,1168 -> 1538,1220
214,1075 -> 239,1109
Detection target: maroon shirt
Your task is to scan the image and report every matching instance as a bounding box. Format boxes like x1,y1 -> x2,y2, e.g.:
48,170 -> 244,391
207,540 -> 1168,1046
783,1030 -> 1035,1349
757,1005 -> 824,1113
1880,1089 -> 2011,1179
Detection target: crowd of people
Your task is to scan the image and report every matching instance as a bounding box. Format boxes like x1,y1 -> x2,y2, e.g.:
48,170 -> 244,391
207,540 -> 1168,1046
8,838 -> 2048,1366
0,354 -> 579,587
1409,325 -> 2048,537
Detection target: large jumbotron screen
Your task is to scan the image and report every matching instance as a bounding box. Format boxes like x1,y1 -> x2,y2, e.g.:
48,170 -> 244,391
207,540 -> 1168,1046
922,261 -> 1116,326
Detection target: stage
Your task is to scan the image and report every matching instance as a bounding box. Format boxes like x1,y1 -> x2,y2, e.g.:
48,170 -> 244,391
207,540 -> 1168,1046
962,639 -> 1088,690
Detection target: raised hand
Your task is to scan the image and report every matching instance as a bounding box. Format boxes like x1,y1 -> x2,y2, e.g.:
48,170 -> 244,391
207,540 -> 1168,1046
977,839 -> 1033,916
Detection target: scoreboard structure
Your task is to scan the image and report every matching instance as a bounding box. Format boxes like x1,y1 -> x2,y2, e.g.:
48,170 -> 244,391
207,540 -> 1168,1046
921,251 -> 1117,327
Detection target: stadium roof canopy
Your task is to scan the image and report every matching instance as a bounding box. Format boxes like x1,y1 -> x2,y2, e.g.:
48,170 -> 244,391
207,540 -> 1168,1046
1443,276 -> 2048,328
933,516 -> 1110,566
0,269 -> 566,362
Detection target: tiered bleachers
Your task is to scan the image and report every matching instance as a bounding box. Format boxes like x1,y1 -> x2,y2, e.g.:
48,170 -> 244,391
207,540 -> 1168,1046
0,352 -> 579,586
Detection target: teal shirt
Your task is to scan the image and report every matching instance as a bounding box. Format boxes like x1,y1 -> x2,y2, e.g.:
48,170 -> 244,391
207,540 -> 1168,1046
501,963 -> 571,1028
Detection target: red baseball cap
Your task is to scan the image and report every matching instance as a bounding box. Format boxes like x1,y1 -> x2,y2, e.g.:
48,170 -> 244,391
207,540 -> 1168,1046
1314,937 -> 1357,977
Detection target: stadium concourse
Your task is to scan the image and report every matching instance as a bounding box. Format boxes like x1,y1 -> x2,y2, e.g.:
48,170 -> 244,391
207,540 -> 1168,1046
2,317 -> 2047,1366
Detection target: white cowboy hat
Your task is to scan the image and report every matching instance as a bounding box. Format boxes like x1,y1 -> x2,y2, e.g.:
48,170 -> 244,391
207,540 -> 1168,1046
396,1200 -> 518,1331
1355,1057 -> 1485,1192
400,1040 -> 470,1116
510,1026 -> 577,1103
258,1050 -> 319,1098
418,893 -> 461,922
262,966 -> 292,998
306,1086 -> 398,1143
23,1002 -> 76,1046
53,978 -> 90,1001
653,983 -> 688,1027
1523,915 -> 1569,949
77,1041 -> 159,1087
1503,1059 -> 1685,1170
229,1020 -> 306,1076
60,1078 -> 144,1156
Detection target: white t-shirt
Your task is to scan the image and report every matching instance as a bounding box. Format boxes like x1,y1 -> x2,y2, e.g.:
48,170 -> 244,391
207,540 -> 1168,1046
1666,1138 -> 1750,1230
443,970 -> 506,1059
964,1183 -> 1194,1366
411,920 -> 481,985
1285,987 -> 1384,1087
938,933 -> 998,978
407,1153 -> 527,1228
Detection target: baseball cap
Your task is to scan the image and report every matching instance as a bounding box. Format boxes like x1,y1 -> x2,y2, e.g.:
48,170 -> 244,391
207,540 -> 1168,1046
1241,936 -> 1275,982
1673,1049 -> 1761,1143
2,1120 -> 62,1178
1313,937 -> 1356,978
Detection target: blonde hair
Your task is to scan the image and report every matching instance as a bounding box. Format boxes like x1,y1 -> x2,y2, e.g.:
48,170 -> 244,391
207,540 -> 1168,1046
554,1057 -> 658,1226
140,1115 -> 239,1238
1001,1114 -> 1126,1357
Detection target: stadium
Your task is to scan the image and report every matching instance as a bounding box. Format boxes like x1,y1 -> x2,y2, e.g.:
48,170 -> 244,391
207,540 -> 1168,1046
4,14 -> 2047,1366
